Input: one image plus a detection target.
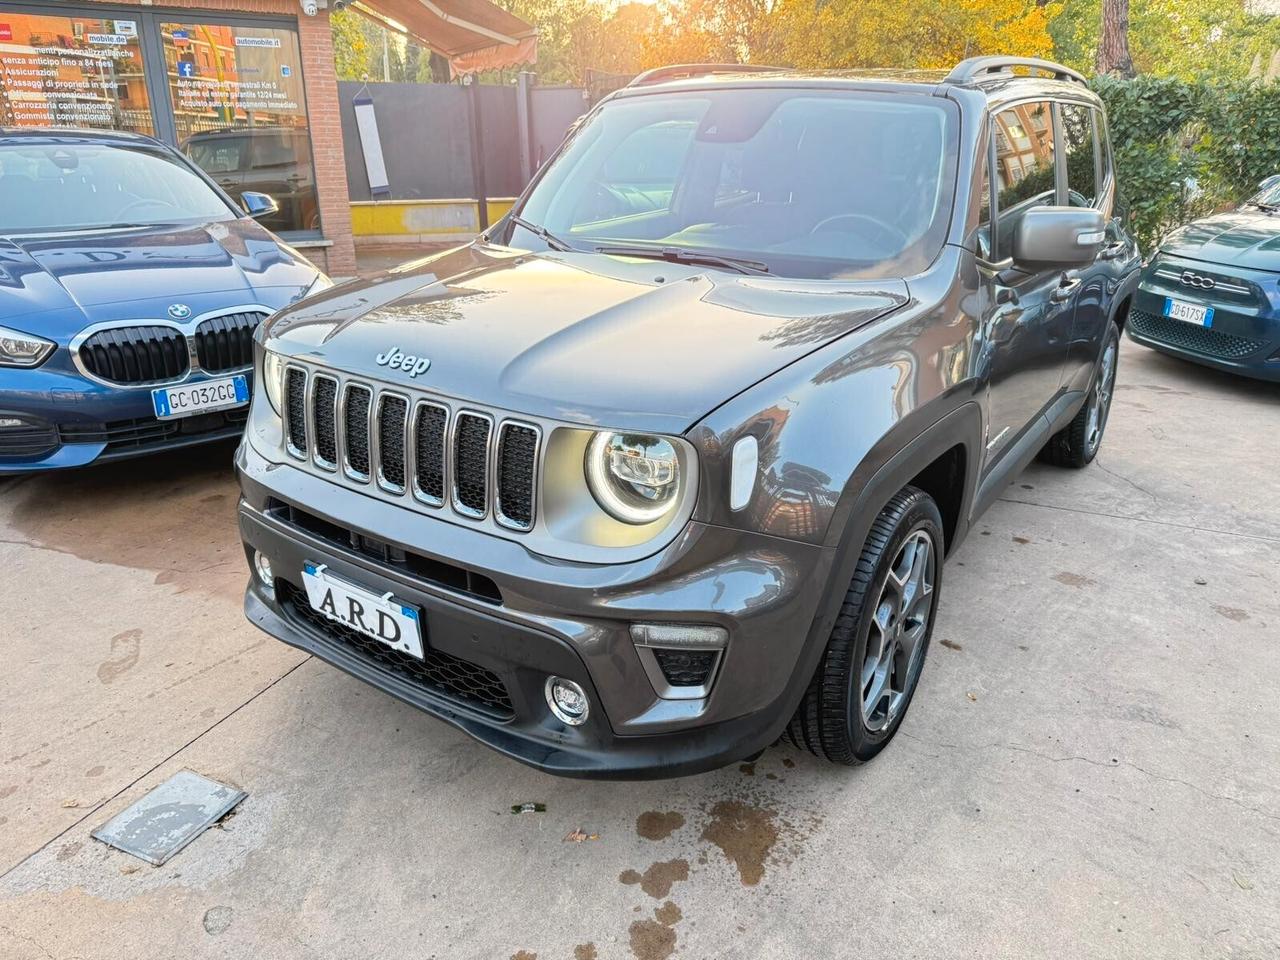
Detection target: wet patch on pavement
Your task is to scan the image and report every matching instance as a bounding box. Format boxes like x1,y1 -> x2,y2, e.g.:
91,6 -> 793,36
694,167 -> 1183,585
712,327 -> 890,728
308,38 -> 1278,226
6,442 -> 243,600
636,811 -> 685,842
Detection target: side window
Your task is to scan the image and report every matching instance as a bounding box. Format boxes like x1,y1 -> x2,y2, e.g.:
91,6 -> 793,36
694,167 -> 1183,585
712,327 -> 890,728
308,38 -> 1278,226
992,102 -> 1056,259
1096,109 -> 1115,195
1060,103 -> 1098,208
977,138 -> 993,258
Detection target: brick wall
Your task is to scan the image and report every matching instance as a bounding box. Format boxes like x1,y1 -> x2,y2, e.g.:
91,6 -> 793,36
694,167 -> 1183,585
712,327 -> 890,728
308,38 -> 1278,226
82,0 -> 357,276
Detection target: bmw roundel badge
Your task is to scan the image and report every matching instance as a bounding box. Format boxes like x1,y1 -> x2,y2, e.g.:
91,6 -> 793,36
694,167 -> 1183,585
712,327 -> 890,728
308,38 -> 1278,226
168,303 -> 192,321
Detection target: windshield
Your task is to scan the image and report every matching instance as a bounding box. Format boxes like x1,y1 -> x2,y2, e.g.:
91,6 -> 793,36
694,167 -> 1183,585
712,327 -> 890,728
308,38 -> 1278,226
0,142 -> 237,234
1247,179 -> 1280,209
514,88 -> 959,280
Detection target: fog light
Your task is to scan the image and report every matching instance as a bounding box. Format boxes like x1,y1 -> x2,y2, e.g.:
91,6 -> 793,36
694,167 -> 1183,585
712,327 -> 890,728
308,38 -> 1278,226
253,551 -> 274,590
545,676 -> 589,726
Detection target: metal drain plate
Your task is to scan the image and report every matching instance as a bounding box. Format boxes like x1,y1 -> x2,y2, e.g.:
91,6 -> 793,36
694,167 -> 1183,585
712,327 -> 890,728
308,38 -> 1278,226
91,770 -> 246,865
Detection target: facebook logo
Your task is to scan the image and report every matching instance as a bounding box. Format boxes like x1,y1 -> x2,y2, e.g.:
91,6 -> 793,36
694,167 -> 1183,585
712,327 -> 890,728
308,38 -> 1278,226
177,61 -> 195,78
281,64 -> 292,78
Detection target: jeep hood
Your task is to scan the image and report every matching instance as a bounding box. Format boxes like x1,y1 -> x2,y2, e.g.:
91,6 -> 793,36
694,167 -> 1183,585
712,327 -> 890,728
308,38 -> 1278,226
1160,210 -> 1280,273
266,244 -> 910,433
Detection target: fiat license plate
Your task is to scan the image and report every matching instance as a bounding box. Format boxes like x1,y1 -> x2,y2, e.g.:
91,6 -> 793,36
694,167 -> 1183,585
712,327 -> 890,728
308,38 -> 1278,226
1163,297 -> 1214,327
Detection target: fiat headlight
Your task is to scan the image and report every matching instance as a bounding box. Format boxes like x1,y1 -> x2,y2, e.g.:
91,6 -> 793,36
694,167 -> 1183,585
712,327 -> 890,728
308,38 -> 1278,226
262,349 -> 286,415
585,432 -> 681,524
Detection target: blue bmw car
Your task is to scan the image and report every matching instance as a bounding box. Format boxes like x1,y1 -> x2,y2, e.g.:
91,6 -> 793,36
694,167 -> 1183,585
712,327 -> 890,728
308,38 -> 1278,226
1129,176 -> 1280,382
0,128 -> 329,473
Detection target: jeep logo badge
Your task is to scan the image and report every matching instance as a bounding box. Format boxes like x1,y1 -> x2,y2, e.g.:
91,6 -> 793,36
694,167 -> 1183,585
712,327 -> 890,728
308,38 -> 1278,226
376,346 -> 431,378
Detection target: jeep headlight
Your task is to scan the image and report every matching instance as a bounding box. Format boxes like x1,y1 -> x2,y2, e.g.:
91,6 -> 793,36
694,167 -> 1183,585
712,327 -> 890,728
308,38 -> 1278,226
262,349 -> 286,415
585,432 -> 681,524
0,325 -> 55,368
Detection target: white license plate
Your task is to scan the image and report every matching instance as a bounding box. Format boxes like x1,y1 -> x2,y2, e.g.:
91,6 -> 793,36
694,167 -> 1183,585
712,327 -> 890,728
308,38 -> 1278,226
300,562 -> 424,659
1163,297 -> 1214,327
151,374 -> 249,420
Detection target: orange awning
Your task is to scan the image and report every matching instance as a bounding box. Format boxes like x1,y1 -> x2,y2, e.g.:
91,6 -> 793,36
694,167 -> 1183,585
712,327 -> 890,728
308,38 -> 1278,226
351,0 -> 537,77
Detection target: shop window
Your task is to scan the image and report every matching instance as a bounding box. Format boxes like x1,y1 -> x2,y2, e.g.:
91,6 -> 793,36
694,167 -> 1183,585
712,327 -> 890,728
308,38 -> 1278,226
0,12 -> 154,135
163,20 -> 319,233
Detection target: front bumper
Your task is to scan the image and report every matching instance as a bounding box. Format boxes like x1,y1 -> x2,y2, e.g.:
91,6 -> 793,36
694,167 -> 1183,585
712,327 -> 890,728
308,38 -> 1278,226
1129,261 -> 1280,382
237,441 -> 835,779
0,361 -> 250,473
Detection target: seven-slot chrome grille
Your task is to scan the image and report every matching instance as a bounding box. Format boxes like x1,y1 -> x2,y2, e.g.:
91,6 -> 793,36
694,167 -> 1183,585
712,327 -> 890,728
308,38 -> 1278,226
284,365 -> 540,532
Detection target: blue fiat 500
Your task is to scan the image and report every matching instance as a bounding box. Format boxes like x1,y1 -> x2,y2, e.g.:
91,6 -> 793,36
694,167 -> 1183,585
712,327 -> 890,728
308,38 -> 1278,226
1129,176 -> 1280,382
0,128 -> 329,473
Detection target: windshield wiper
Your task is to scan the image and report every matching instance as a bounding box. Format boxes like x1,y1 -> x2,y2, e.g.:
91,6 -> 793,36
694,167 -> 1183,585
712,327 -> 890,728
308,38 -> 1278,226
1245,201 -> 1279,213
595,244 -> 770,276
508,214 -> 572,252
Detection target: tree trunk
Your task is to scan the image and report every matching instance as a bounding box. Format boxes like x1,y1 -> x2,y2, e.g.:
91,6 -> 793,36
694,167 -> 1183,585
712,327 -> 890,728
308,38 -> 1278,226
1096,0 -> 1135,77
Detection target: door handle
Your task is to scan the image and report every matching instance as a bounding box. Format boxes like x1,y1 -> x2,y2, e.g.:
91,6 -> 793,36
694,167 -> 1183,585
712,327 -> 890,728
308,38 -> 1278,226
1050,276 -> 1081,304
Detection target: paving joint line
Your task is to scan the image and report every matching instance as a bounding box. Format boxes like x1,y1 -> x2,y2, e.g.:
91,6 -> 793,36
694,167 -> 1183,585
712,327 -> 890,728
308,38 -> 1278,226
0,657 -> 312,882
998,497 -> 1280,545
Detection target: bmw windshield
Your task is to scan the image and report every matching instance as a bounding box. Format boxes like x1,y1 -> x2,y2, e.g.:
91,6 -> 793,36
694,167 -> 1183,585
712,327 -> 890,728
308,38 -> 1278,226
512,87 -> 959,280
0,142 -> 238,234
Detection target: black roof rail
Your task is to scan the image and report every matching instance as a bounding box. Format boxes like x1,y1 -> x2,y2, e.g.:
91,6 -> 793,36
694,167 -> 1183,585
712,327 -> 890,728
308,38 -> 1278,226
628,63 -> 784,87
944,56 -> 1087,86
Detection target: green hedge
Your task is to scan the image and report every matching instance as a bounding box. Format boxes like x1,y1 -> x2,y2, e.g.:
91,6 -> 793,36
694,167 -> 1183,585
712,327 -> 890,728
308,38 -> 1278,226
1090,76 -> 1280,252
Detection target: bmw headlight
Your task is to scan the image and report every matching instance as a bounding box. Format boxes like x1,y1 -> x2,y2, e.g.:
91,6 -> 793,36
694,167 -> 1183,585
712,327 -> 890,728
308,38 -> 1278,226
0,326 -> 55,368
585,432 -> 681,524
262,349 -> 286,415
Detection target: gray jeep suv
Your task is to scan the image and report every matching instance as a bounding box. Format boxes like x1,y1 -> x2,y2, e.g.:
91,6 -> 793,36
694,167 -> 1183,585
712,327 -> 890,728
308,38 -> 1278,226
237,58 -> 1140,778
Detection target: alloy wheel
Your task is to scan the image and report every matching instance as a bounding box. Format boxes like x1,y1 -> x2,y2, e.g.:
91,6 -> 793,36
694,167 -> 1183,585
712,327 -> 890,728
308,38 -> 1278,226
860,529 -> 937,732
1086,341 -> 1117,455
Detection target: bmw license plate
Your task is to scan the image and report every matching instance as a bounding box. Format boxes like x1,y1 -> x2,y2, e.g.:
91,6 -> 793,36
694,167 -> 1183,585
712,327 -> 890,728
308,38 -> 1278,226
300,562 -> 425,659
1163,297 -> 1214,327
151,374 -> 249,420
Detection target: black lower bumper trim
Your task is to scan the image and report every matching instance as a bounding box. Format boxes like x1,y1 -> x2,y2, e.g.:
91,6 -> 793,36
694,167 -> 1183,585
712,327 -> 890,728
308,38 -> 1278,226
277,579 -> 514,718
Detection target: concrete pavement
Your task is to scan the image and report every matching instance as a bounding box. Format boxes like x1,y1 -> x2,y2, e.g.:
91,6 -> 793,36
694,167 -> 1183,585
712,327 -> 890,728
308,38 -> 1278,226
1,338 -> 1277,959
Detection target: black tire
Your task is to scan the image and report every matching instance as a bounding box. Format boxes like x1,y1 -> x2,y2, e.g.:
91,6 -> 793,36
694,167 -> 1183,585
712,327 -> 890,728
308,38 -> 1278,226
1039,323 -> 1120,468
784,486 -> 944,765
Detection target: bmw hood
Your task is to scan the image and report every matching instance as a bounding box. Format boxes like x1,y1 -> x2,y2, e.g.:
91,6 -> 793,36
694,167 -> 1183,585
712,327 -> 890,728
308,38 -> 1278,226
264,243 -> 909,433
1160,210 -> 1280,273
0,217 -> 321,338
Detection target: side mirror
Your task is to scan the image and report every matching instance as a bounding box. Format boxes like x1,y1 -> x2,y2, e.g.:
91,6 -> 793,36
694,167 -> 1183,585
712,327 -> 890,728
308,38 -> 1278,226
241,191 -> 280,220
1013,206 -> 1106,270
1259,174 -> 1280,192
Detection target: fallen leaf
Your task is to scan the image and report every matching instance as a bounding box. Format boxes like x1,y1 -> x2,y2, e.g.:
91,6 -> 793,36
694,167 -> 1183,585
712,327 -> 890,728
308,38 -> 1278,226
61,799 -> 80,808
563,828 -> 600,843
1232,870 -> 1253,891
966,692 -> 978,702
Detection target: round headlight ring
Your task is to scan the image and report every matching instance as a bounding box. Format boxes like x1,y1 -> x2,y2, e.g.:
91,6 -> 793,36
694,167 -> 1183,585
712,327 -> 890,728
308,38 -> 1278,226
585,432 -> 681,525
262,349 -> 285,416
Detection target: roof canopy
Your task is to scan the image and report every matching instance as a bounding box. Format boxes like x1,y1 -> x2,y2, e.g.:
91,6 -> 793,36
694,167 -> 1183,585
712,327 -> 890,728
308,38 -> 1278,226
351,0 -> 536,77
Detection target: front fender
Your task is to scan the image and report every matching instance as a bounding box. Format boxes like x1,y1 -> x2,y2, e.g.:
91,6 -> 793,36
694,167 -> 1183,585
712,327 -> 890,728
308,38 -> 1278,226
688,259 -> 982,552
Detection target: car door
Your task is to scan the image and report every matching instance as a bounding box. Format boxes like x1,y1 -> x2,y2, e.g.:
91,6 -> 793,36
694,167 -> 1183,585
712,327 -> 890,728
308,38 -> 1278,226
1058,101 -> 1112,392
980,100 -> 1075,467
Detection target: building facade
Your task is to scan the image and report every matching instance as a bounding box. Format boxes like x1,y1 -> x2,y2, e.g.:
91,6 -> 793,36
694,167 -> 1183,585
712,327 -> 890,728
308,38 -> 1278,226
0,0 -> 356,275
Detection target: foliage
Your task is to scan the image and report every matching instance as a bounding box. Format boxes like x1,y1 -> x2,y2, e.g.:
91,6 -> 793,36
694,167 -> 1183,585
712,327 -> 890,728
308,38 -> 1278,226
1091,74 -> 1280,250
761,0 -> 1059,70
1053,0 -> 1280,82
330,9 -> 373,81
